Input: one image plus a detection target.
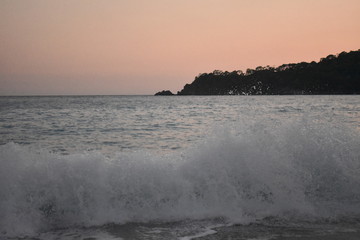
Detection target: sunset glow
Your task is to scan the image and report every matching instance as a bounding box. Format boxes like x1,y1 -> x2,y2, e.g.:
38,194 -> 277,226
1,0 -> 360,95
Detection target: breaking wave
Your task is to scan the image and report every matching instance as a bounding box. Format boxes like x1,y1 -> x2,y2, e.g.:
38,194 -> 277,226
1,118 -> 360,237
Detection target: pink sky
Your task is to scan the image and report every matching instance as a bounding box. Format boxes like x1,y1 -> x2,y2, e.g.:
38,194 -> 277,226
1,0 -> 359,95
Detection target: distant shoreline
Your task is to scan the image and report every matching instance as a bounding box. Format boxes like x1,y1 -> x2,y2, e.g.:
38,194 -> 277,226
156,49 -> 360,96
1,93 -> 360,97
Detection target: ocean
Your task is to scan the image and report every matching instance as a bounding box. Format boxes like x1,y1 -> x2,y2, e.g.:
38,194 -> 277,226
1,95 -> 360,240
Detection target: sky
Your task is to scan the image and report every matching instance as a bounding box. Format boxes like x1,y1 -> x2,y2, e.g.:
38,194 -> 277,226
1,0 -> 359,95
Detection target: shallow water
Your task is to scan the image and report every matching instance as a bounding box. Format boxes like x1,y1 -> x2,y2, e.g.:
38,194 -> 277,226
10,219 -> 360,240
1,95 -> 360,239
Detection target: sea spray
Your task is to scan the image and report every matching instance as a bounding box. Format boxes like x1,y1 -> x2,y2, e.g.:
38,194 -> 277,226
1,117 -> 360,237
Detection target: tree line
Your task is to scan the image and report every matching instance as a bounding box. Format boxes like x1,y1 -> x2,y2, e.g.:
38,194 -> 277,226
174,50 -> 360,95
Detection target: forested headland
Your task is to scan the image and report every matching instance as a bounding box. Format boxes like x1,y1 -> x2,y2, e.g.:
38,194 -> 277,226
156,50 -> 360,95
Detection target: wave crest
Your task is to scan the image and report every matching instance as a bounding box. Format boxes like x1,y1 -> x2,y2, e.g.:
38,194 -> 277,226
1,118 -> 360,237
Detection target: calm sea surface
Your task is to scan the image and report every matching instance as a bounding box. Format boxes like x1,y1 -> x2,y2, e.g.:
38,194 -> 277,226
1,95 -> 360,239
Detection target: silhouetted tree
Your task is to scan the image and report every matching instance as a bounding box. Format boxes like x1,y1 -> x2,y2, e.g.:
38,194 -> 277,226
176,50 -> 360,95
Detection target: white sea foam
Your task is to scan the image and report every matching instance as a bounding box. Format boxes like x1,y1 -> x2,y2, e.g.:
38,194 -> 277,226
1,118 -> 360,237
178,226 -> 218,240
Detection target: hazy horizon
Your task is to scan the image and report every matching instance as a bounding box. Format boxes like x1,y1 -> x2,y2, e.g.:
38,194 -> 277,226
1,0 -> 360,95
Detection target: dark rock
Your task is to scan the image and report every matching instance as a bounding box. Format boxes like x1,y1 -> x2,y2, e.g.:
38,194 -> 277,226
155,90 -> 174,96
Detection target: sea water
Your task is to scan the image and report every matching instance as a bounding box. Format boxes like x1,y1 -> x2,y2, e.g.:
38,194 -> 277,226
0,95 -> 360,239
